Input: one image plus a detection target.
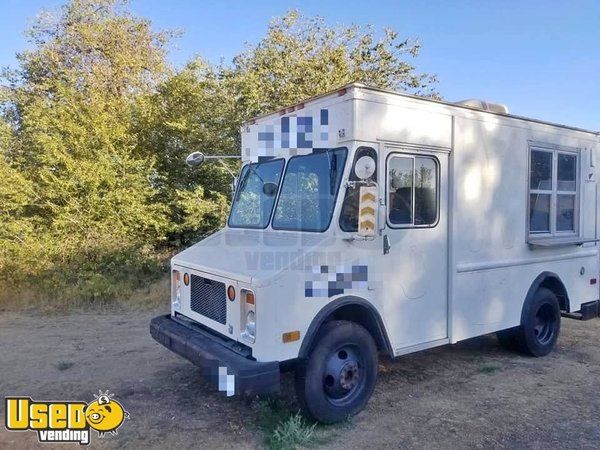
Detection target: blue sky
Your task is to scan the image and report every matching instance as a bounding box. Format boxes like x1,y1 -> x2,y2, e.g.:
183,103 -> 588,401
1,0 -> 598,130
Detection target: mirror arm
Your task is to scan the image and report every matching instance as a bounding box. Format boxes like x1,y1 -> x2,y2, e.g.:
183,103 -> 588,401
203,155 -> 241,159
212,158 -> 238,180
186,152 -> 242,199
200,155 -> 241,179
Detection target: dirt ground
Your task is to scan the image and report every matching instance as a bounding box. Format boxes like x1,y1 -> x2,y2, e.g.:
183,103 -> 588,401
1,307 -> 600,449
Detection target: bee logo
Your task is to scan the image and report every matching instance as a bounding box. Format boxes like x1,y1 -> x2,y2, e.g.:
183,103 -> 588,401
84,391 -> 129,437
5,390 -> 129,444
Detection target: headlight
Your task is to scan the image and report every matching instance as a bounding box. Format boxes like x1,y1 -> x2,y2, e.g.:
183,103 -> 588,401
245,311 -> 255,334
171,269 -> 181,311
240,290 -> 255,343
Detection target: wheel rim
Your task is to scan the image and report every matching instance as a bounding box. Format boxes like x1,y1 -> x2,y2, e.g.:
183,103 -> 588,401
533,303 -> 557,345
322,344 -> 365,406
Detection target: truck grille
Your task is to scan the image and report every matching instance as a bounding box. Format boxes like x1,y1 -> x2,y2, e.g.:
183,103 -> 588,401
190,275 -> 227,325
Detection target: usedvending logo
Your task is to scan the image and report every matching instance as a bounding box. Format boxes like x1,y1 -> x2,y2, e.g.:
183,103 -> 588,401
4,390 -> 129,445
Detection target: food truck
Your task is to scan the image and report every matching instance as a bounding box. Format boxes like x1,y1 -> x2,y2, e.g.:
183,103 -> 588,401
151,83 -> 600,423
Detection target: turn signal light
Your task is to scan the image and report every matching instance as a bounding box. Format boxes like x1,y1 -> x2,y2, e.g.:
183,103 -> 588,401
245,291 -> 255,305
282,331 -> 300,343
227,285 -> 236,301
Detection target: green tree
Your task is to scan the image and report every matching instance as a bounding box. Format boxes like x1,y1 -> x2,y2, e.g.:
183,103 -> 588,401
1,0 -> 174,301
0,115 -> 38,279
142,10 -> 438,242
135,59 -> 232,245
228,10 -> 438,118
1,4 -> 438,304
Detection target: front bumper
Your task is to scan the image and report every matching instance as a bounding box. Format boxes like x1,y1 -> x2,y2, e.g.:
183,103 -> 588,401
150,314 -> 280,395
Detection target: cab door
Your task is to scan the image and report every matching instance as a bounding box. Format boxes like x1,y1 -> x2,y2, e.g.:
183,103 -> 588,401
379,145 -> 449,351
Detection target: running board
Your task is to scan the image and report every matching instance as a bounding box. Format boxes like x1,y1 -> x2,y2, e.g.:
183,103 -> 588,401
562,300 -> 600,321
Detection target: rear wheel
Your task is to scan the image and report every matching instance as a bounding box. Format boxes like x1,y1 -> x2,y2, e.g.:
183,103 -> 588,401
295,320 -> 378,424
501,287 -> 561,357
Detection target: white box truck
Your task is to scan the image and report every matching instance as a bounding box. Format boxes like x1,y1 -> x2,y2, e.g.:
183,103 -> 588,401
151,83 -> 600,423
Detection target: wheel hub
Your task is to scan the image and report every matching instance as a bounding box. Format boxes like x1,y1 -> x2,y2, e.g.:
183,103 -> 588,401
339,361 -> 359,390
323,346 -> 363,404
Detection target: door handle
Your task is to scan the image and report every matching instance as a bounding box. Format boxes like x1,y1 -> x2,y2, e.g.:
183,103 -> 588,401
383,235 -> 391,255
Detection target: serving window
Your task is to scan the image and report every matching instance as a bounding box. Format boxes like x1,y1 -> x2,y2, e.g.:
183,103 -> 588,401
529,147 -> 579,236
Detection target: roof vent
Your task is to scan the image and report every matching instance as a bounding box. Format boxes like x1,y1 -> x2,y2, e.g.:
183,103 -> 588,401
455,99 -> 509,114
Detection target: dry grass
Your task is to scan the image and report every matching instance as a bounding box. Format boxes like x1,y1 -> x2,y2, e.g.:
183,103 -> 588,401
125,275 -> 170,310
0,274 -> 170,313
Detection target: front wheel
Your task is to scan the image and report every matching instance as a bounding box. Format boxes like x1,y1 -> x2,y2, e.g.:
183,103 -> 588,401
295,320 -> 378,424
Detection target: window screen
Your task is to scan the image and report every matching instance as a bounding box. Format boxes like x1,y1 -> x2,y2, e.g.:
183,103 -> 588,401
529,149 -> 553,233
556,153 -> 577,232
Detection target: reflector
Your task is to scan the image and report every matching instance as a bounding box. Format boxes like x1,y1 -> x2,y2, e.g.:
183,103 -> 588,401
227,285 -> 236,301
282,331 -> 300,343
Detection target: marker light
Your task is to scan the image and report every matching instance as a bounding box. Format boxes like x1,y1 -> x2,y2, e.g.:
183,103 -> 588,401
183,273 -> 190,286
282,331 -> 300,343
245,291 -> 255,305
227,285 -> 236,301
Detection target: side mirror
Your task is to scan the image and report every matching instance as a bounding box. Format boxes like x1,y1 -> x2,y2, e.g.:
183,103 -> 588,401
186,151 -> 205,167
262,182 -> 278,197
354,156 -> 376,180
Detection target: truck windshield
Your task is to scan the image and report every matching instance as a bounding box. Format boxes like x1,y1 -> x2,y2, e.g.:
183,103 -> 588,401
273,148 -> 347,231
228,158 -> 285,229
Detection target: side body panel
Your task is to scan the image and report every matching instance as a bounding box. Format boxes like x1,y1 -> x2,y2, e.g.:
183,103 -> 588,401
450,112 -> 599,342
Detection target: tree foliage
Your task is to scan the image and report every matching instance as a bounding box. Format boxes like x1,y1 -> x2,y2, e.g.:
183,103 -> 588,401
141,9 -> 438,242
228,10 -> 438,117
0,2 -> 437,304
1,0 -> 174,300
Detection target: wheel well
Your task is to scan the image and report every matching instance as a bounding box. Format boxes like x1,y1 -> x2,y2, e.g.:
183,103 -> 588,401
299,298 -> 393,359
536,274 -> 570,312
328,304 -> 389,353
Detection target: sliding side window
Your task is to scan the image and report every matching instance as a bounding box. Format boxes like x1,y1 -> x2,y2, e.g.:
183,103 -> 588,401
529,147 -> 578,235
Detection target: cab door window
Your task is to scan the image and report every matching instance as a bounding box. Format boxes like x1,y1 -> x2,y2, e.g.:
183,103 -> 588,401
387,154 -> 439,227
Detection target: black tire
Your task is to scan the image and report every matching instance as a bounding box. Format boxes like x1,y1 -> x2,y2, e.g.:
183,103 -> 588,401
295,320 -> 378,424
514,287 -> 561,357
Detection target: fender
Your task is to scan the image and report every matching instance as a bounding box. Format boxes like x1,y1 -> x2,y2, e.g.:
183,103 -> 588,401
298,295 -> 393,359
521,271 -> 570,323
